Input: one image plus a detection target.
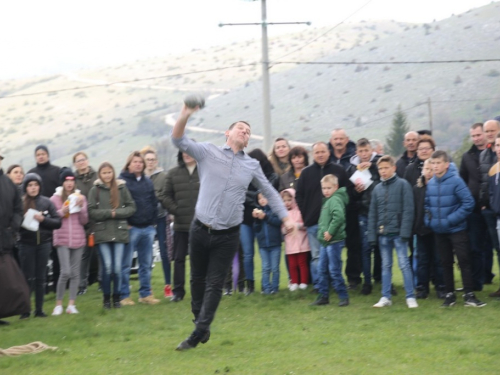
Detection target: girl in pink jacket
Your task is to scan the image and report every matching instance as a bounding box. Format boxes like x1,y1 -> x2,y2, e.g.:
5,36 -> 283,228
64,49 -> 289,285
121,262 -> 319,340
50,169 -> 88,315
280,189 -> 310,291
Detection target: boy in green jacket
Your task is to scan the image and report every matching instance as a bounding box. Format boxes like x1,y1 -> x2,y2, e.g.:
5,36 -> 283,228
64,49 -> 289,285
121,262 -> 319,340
311,174 -> 349,306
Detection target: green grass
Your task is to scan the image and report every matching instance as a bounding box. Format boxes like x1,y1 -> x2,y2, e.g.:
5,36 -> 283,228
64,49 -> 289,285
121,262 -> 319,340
1,251 -> 499,375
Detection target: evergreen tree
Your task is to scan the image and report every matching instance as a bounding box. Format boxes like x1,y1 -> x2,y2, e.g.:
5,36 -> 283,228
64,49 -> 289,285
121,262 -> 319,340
386,106 -> 410,157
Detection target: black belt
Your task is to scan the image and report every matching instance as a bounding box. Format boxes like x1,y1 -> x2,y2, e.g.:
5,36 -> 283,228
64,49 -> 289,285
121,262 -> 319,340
195,219 -> 240,235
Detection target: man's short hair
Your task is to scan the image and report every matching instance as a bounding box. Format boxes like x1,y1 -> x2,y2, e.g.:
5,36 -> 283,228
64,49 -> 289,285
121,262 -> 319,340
377,155 -> 395,166
321,174 -> 338,185
471,122 -> 483,130
312,141 -> 329,150
356,138 -> 371,148
228,121 -> 251,130
416,135 -> 436,151
431,150 -> 449,163
496,132 -> 500,140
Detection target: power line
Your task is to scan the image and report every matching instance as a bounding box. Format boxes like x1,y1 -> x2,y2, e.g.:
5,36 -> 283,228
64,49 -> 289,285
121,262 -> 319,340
271,0 -> 374,63
0,63 -> 257,100
2,58 -> 499,100
272,59 -> 500,65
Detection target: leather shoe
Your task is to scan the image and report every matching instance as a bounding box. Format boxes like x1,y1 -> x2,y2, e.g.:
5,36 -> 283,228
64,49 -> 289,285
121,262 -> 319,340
171,295 -> 184,302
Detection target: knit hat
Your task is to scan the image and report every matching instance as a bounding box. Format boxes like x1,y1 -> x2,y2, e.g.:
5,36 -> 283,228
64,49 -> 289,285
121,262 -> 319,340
60,167 -> 75,184
22,173 -> 43,194
35,145 -> 49,155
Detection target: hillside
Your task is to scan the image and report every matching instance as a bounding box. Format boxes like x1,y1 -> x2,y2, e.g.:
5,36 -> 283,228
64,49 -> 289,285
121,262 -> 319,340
194,1 -> 500,151
1,2 -> 500,172
0,20 -> 408,170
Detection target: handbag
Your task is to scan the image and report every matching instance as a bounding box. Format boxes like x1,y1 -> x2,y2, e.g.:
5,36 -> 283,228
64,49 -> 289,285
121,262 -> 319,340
0,251 -> 30,319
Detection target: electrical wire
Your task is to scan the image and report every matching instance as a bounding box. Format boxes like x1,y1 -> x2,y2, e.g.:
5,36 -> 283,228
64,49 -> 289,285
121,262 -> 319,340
272,59 -> 500,65
270,0 -> 375,63
0,63 -> 257,100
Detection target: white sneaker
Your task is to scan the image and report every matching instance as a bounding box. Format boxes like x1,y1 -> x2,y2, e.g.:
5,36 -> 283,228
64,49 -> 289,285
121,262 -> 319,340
52,305 -> 63,316
66,305 -> 79,314
373,297 -> 392,308
406,298 -> 418,308
289,283 -> 299,291
299,283 -> 308,290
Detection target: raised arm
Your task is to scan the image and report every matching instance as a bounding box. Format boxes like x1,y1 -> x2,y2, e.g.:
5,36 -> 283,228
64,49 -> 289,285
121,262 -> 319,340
171,104 -> 199,139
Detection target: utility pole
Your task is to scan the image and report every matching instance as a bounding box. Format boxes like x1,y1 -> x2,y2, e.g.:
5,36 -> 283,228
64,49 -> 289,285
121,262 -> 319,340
220,0 -> 310,151
427,97 -> 433,133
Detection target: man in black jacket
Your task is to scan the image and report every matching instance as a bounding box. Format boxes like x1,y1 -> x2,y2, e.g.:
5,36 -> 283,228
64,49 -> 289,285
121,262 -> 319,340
460,123 -> 491,291
295,142 -> 351,291
28,145 -> 60,198
0,154 -> 23,325
479,119 -> 500,295
328,128 -> 356,169
396,131 -> 419,177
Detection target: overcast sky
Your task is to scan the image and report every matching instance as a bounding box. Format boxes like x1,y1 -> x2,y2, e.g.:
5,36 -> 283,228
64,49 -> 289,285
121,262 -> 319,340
0,0 -> 495,79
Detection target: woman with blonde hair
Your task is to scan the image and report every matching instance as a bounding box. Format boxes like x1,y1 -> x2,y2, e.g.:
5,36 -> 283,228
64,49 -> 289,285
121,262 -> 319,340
268,138 -> 291,176
88,162 -> 136,309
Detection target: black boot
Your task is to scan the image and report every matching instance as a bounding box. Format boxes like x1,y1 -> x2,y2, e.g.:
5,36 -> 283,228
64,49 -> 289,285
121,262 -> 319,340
103,295 -> 111,309
245,280 -> 254,296
237,281 -> 245,293
113,294 -> 121,308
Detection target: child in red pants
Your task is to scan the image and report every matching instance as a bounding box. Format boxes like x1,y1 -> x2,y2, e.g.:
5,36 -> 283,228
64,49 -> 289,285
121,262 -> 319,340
281,189 -> 310,291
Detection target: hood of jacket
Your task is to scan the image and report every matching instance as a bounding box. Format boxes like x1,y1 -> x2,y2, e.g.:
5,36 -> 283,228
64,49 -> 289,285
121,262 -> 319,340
22,172 -> 43,195
93,178 -> 126,187
349,152 -> 378,166
330,186 -> 348,206
280,188 -> 298,210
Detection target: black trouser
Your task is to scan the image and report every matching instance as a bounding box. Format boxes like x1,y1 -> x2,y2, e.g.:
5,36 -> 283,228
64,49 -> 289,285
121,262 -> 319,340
189,221 -> 240,332
172,231 -> 190,298
435,230 -> 473,294
345,208 -> 362,285
18,242 -> 52,313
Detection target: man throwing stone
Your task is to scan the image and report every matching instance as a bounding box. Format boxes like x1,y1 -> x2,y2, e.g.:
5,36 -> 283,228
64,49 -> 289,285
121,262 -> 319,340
171,103 -> 294,351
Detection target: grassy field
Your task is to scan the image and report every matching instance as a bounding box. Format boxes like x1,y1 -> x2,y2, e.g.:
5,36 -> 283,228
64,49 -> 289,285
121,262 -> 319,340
1,251 -> 499,375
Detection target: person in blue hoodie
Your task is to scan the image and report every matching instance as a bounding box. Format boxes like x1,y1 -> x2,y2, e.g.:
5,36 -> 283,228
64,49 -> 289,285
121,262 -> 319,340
253,192 -> 282,294
425,150 -> 485,308
119,151 -> 159,306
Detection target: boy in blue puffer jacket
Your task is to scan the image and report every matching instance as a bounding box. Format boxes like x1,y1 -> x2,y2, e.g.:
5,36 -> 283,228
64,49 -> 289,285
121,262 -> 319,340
425,150 -> 485,308
253,192 -> 282,294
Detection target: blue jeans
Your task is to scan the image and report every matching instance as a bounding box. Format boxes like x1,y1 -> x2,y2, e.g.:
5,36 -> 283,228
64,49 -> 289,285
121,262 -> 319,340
378,235 -> 415,299
482,209 -> 499,283
259,246 -> 281,293
121,225 -> 156,299
318,241 -> 348,300
306,225 -> 320,289
240,224 -> 256,281
156,216 -> 171,285
416,233 -> 443,292
98,242 -> 124,296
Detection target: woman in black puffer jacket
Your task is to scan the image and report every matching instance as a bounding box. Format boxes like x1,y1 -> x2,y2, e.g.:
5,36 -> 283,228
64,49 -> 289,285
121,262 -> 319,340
18,173 -> 62,318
